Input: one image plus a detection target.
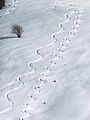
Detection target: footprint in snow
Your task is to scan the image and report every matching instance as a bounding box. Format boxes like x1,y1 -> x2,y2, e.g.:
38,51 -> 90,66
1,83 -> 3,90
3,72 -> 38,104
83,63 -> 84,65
59,43 -> 68,48
40,73 -> 48,78
33,86 -> 41,94
72,26 -> 78,31
28,94 -> 36,101
18,110 -> 31,120
19,117 -> 24,120
49,60 -> 56,65
65,14 -> 71,20
57,48 -> 64,53
37,78 -> 47,86
54,53 -> 63,60
74,21 -> 80,26
63,37 -> 71,43
44,66 -> 52,72
24,102 -> 34,110
69,31 -> 76,37
59,24 -> 65,31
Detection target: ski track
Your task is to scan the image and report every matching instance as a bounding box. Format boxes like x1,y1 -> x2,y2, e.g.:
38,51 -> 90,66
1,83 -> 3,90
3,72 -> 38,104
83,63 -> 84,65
17,3 -> 84,119
0,0 -> 84,119
0,0 -> 19,17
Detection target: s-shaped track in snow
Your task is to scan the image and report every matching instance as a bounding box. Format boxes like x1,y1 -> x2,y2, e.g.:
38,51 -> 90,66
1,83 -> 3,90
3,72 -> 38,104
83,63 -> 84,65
17,2 -> 84,120
0,0 -> 84,119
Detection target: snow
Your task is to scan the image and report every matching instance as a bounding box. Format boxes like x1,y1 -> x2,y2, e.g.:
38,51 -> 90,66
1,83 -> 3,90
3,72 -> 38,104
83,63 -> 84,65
0,0 -> 90,120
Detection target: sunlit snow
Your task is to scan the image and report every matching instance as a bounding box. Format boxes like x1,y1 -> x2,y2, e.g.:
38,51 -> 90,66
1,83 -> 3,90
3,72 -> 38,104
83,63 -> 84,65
0,0 -> 90,120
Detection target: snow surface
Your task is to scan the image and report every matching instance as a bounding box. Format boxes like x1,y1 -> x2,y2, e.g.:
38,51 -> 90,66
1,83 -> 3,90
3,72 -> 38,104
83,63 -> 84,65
0,0 -> 90,120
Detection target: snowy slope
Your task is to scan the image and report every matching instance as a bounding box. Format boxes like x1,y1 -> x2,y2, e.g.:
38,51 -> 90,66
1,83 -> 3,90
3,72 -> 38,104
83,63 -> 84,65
0,0 -> 90,120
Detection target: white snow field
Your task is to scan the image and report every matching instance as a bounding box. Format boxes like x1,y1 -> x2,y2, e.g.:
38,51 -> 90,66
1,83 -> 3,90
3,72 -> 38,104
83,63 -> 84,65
0,0 -> 90,120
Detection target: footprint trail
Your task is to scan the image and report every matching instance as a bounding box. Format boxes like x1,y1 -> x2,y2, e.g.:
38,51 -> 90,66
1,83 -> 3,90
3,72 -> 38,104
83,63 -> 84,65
0,0 -> 84,119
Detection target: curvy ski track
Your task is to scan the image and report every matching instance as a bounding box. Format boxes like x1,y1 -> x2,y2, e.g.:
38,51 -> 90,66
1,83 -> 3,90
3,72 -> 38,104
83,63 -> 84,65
17,3 -> 84,119
0,0 -> 84,119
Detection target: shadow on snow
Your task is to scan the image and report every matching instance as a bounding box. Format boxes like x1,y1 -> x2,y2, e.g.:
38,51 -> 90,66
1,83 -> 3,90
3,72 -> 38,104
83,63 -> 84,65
0,36 -> 17,40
